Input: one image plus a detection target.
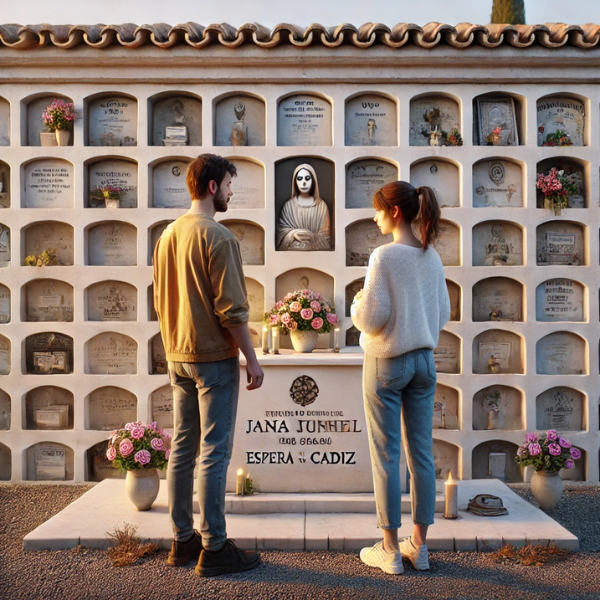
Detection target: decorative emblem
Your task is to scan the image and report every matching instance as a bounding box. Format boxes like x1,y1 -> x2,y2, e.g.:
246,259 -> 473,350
289,375 -> 319,407
489,162 -> 505,185
430,164 -> 438,174
172,166 -> 181,177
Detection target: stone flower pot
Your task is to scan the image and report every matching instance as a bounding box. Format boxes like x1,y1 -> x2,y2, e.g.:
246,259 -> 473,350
55,129 -> 71,146
40,132 -> 57,147
105,197 -> 120,209
125,468 -> 160,511
290,329 -> 318,353
531,469 -> 563,510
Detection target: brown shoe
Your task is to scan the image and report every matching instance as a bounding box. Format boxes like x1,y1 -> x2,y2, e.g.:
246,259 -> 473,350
167,531 -> 203,566
195,539 -> 260,577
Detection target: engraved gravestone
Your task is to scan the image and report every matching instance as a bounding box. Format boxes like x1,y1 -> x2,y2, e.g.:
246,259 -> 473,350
26,332 -> 72,374
433,384 -> 459,429
0,160 -> 10,208
88,96 -> 137,146
278,95 -> 332,146
25,386 -> 73,430
0,335 -> 9,375
536,332 -> 585,375
345,95 -> 397,146
88,222 -> 137,266
0,223 -> 9,266
473,385 -> 522,431
88,332 -> 137,375
246,278 -> 265,349
221,221 -> 265,265
472,277 -> 523,322
472,441 -> 521,482
88,386 -> 137,430
473,221 -> 523,266
346,160 -> 398,209
536,387 -> 584,431
153,160 -> 191,208
215,95 -> 265,146
0,389 -> 10,430
433,440 -> 459,480
151,334 -> 167,374
475,96 -> 519,146
24,222 -> 74,266
87,280 -> 137,321
432,220 -> 460,266
433,331 -> 460,374
152,95 -> 202,147
536,279 -> 583,322
229,160 -> 265,209
345,279 -> 365,317
151,385 -> 173,430
446,280 -> 461,321
0,283 -> 9,323
33,445 -> 67,481
88,159 -> 137,208
25,279 -> 73,322
24,160 -> 74,209
410,96 -> 460,147
473,160 -> 522,207
473,330 -> 523,374
537,96 -> 585,146
411,160 -> 459,207
87,440 -> 124,481
346,220 -> 393,266
27,96 -> 73,147
0,98 -> 9,146
536,222 -> 584,266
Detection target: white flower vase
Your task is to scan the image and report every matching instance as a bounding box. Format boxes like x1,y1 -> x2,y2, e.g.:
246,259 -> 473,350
105,197 -> 120,209
290,329 -> 318,353
125,468 -> 160,511
55,129 -> 70,146
531,470 -> 563,510
40,132 -> 58,147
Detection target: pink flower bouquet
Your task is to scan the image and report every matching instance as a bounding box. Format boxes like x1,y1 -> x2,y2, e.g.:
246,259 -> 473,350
42,98 -> 77,132
515,430 -> 581,472
106,421 -> 171,471
536,168 -> 579,215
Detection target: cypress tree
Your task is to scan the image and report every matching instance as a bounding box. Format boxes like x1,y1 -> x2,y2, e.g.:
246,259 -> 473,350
491,0 -> 526,25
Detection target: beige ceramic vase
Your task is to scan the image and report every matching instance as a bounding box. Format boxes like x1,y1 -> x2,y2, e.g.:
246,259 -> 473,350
290,329 -> 318,353
55,129 -> 70,146
531,470 -> 563,510
125,468 -> 160,511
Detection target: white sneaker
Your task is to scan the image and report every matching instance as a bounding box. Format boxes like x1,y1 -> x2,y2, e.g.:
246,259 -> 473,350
399,536 -> 430,570
359,541 -> 404,574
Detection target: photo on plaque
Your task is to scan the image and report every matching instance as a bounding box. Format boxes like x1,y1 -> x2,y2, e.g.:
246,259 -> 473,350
475,96 -> 519,146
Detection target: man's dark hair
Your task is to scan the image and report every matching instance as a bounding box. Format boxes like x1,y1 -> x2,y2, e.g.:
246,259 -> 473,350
186,154 -> 237,199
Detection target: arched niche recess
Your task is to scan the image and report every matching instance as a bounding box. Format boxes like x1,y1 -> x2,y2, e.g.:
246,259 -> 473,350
150,157 -> 192,208
150,384 -> 173,431
536,332 -> 587,375
433,440 -> 459,480
0,160 -> 10,208
86,332 -> 137,375
472,440 -> 522,482
536,278 -> 585,322
25,332 -> 72,375
0,389 -> 10,430
537,94 -> 586,147
23,93 -> 74,146
148,284 -> 157,321
536,387 -> 585,431
536,221 -> 586,266
150,333 -> 167,375
472,158 -> 523,208
214,93 -> 265,146
23,279 -> 73,322
472,221 -> 523,266
246,278 -> 265,349
149,91 -> 202,147
26,441 -> 74,481
0,283 -> 9,323
434,331 -> 461,374
345,93 -> 397,146
0,334 -> 9,375
25,385 -> 73,430
0,222 -> 9,267
86,440 -> 125,482
0,441 -> 10,480
277,93 -> 332,146
346,220 -> 392,266
345,278 -> 365,318
220,220 -> 265,265
433,383 -> 459,430
446,279 -> 461,322
87,221 -> 137,266
473,385 -> 523,431
535,157 -> 588,209
86,280 -> 137,322
23,158 -> 74,209
409,93 -> 461,147
227,158 -> 265,209
148,220 -> 174,265
86,386 -> 137,430
411,159 -> 460,207
561,447 -> 585,481
346,326 -> 360,348
86,157 -> 138,208
345,158 -> 398,209
472,329 -> 524,375
86,93 -> 137,147
22,221 -> 74,266
472,277 -> 524,322
432,220 -> 460,266
0,96 -> 9,146
472,92 -> 524,146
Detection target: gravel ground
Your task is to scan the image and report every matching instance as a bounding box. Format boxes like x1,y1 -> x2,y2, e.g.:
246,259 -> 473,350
1,483 -> 599,600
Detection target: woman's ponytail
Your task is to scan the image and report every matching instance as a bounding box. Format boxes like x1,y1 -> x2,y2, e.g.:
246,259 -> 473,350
416,186 -> 440,251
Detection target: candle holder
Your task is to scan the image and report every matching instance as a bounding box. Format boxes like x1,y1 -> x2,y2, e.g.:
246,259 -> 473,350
444,471 -> 458,519
236,468 -> 245,496
333,327 -> 340,353
262,326 -> 269,355
271,326 -> 280,354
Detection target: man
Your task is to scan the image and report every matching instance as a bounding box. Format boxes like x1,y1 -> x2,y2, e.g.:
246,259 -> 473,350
153,154 -> 264,577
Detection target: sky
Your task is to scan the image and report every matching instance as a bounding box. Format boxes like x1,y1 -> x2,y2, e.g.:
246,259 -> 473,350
1,0 -> 599,27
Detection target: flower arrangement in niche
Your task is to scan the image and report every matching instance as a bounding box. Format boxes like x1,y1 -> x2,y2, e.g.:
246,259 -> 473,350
486,126 -> 502,146
540,128 -> 573,147
536,167 -> 579,216
92,184 -> 123,208
106,421 -> 171,471
42,99 -> 77,132
514,430 -> 581,472
446,127 -> 463,146
24,248 -> 58,267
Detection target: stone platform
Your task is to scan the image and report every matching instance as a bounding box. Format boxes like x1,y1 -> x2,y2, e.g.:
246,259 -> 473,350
23,479 -> 579,552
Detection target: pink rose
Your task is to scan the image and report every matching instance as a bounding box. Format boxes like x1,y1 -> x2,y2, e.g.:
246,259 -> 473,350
288,320 -> 298,330
106,447 -> 117,461
570,447 -> 581,460
120,439 -> 134,457
300,308 -> 313,320
270,314 -> 279,325
558,437 -> 571,448
528,443 -> 542,456
289,302 -> 302,313
151,437 -> 165,451
284,293 -> 293,301
565,459 -> 574,469
165,449 -> 171,460
310,301 -> 321,312
326,313 -> 338,324
124,422 -> 135,431
135,450 -> 151,465
130,426 -> 145,440
548,443 -> 561,456
281,313 -> 291,324
275,301 -> 285,310
311,317 -> 324,330
546,430 -> 558,441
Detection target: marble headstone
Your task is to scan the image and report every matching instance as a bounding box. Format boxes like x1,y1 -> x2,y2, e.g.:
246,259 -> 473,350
278,95 -> 332,146
345,95 -> 397,146
433,331 -> 460,374
25,332 -> 72,374
28,442 -> 73,481
536,332 -> 585,375
88,386 -> 137,430
472,440 -> 521,482
24,222 -> 74,266
88,222 -> 137,266
151,385 -> 173,431
87,332 -> 137,375
536,387 -> 584,431
345,160 -> 398,209
536,222 -> 584,266
446,280 -> 461,322
152,160 -> 191,208
432,220 -> 460,266
473,330 -> 523,374
0,389 -> 10,430
476,96 -> 519,146
472,221 -> 523,266
87,280 -> 137,321
88,96 -> 137,146
433,384 -> 459,429
0,98 -> 9,146
0,283 -> 9,323
346,220 -> 393,266
473,385 -> 523,431
221,220 -> 265,265
152,95 -> 202,147
228,159 -> 265,209
215,95 -> 265,146
88,159 -> 138,208
410,160 -> 459,207
410,95 -> 460,147
472,277 -> 523,322
473,160 -> 522,207
537,96 -> 585,146
536,279 -> 584,322
0,335 -> 9,375
24,159 -> 74,208
25,279 -> 74,322
25,386 -> 73,430
0,160 -> 10,208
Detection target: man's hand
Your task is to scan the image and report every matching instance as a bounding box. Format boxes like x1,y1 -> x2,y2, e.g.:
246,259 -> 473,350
293,230 -> 315,244
246,358 -> 264,390
225,323 -> 265,391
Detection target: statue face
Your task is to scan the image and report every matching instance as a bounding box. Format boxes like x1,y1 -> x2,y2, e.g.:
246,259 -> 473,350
295,168 -> 313,195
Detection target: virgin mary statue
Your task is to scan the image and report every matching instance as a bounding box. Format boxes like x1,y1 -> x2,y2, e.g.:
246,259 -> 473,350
276,163 -> 331,251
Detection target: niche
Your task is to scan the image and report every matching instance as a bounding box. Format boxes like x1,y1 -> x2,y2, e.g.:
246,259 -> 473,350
472,221 -> 523,266
537,94 -> 586,147
228,158 -> 265,209
86,280 -> 137,321
346,326 -> 360,348
472,277 -> 523,322
346,220 -> 392,266
87,158 -> 138,208
346,159 -> 398,209
433,384 -> 459,429
536,278 -> 584,322
87,386 -> 137,430
26,441 -> 73,481
277,93 -> 332,146
150,333 -> 167,374
0,442 -> 10,480
148,221 -> 174,265
409,93 -> 461,147
149,92 -> 202,146
151,158 -> 192,208
0,334 -> 9,375
220,220 -> 265,265
411,160 -> 460,208
473,385 -> 523,431
0,223 -> 9,267
86,332 -> 137,375
24,94 -> 74,146
246,278 -> 265,349
432,220 -> 461,266
536,221 -> 586,266
214,94 -> 265,146
536,332 -> 586,375
0,389 -> 10,429
148,285 -> 157,321
536,387 -> 585,431
23,279 -> 73,322
536,157 -> 587,209
0,283 -> 9,323
472,329 -> 524,374
446,280 -> 461,322
25,332 -> 72,375
473,92 -> 524,146
473,159 -> 523,208
472,440 -> 522,482
86,440 -> 124,482
345,278 -> 365,317
25,386 -> 73,430
433,331 -> 461,374
23,159 -> 74,209
87,94 -> 137,146
561,447 -> 585,481
87,221 -> 137,266
151,385 -> 173,431
0,160 -> 10,208
345,93 -> 397,146
0,96 -> 9,146
433,440 -> 459,480
23,221 -> 74,266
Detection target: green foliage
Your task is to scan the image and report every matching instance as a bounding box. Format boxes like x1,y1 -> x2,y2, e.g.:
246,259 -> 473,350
491,0 -> 526,25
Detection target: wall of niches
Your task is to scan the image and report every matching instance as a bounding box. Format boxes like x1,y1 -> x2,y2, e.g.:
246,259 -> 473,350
0,81 -> 598,484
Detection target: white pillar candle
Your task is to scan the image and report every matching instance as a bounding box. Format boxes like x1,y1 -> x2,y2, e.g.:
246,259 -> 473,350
334,327 -> 340,352
262,326 -> 269,354
444,471 -> 458,519
271,326 -> 280,354
236,468 -> 244,495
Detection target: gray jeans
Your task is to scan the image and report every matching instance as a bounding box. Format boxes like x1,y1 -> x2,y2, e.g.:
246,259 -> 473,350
167,357 -> 239,548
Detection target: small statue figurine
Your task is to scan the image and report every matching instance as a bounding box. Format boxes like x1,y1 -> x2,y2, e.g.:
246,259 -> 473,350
429,125 -> 442,147
163,99 -> 188,146
367,118 -> 377,142
231,101 -> 248,146
487,354 -> 500,374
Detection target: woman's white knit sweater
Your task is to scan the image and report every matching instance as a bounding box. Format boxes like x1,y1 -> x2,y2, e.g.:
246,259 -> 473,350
351,243 -> 450,358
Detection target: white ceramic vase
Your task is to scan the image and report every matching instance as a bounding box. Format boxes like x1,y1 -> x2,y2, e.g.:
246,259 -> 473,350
125,468 -> 160,511
290,329 -> 318,353
531,470 -> 563,510
55,129 -> 70,146
105,198 -> 120,209
40,132 -> 57,147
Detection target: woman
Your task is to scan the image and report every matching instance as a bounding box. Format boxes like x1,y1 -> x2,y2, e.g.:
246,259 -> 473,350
351,181 -> 450,575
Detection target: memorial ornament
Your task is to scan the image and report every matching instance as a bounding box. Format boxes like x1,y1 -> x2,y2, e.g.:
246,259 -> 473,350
289,375 -> 319,407
476,96 -> 518,146
163,99 -> 188,146
92,184 -> 123,209
231,101 -> 248,146
42,98 -> 76,146
536,168 -> 578,216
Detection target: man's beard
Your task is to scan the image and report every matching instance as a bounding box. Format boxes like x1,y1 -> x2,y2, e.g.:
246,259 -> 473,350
213,188 -> 229,213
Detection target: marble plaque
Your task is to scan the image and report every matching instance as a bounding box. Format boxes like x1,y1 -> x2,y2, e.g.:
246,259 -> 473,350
536,223 -> 584,266
345,95 -> 397,146
26,386 -> 73,429
88,222 -> 137,266
410,160 -> 459,208
215,95 -> 265,146
345,279 -> 365,317
410,96 -> 460,147
536,279 -> 583,322
473,385 -> 523,431
346,160 -> 398,209
536,387 -> 584,431
0,160 -> 10,208
153,160 -> 191,208
278,95 -> 332,146
87,280 -> 137,321
0,389 -> 10,430
24,160 -> 74,209
537,96 -> 585,146
433,331 -> 460,374
87,332 -> 137,375
473,330 -> 523,374
346,220 -> 393,266
0,283 -> 9,323
151,385 -> 173,430
24,222 -> 74,266
476,96 -> 519,146
151,334 -> 167,375
228,159 -> 265,209
472,160 -> 522,207
88,159 -> 138,208
433,440 -> 459,480
35,446 -> 66,480
221,221 -> 264,265
88,386 -> 137,430
26,332 -> 72,374
472,440 -> 521,482
152,95 -> 202,146
246,278 -> 265,323
0,223 -> 9,266
0,443 -> 10,480
0,335 -> 9,375
446,280 -> 461,322
88,96 -> 137,146
433,384 -> 459,430
26,96 -> 72,147
432,220 -> 460,266
472,277 -> 523,322
536,332 -> 585,375
0,98 -> 9,146
473,221 -> 523,266
87,440 -> 125,481
25,279 -> 73,322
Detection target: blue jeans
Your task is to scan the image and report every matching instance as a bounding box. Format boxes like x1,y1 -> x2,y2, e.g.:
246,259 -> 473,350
167,357 -> 239,548
363,348 -> 437,529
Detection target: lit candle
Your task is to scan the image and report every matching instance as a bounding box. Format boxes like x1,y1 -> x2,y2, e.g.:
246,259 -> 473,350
334,327 -> 340,353
444,471 -> 458,519
245,473 -> 251,494
271,326 -> 280,354
262,326 -> 269,354
236,468 -> 244,495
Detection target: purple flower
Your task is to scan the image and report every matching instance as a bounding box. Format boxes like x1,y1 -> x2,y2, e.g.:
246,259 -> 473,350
546,430 -> 558,441
147,421 -> 158,431
124,422 -> 135,431
516,446 -> 527,457
120,439 -> 134,457
151,437 -> 164,451
130,426 -> 145,440
135,450 -> 151,465
548,443 -> 561,456
529,443 -> 542,456
559,437 -> 571,449
525,433 -> 539,444
565,459 -> 574,469
106,447 -> 117,461
570,447 -> 581,460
